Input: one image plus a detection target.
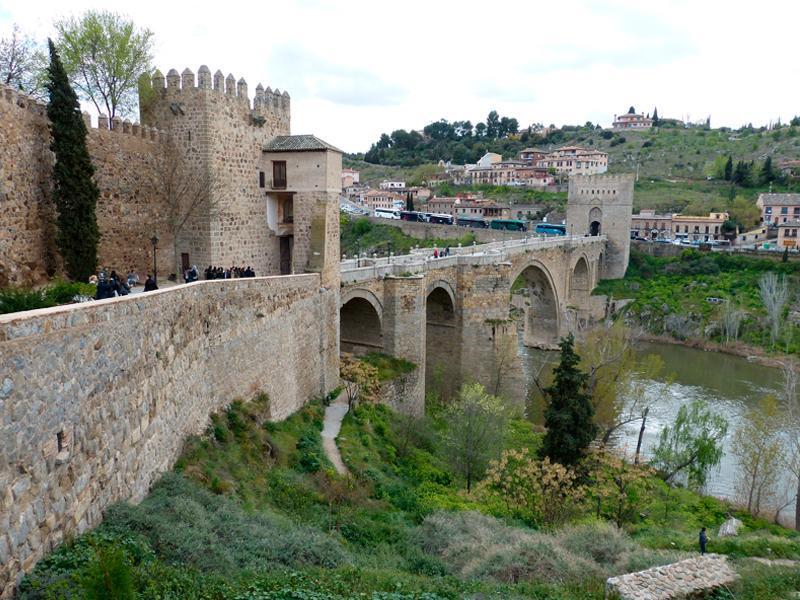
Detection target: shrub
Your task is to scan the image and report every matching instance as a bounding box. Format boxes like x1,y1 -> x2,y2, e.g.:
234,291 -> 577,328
81,545 -> 135,600
0,288 -> 50,314
43,280 -> 94,304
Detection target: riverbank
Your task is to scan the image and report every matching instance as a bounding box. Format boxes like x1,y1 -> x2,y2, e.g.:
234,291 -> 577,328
636,332 -> 794,369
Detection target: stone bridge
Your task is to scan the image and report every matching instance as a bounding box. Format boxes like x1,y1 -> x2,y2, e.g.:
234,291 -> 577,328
339,235 -> 608,413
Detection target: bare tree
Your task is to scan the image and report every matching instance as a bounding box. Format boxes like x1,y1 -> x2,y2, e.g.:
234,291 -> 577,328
0,24 -> 47,98
759,273 -> 788,348
721,299 -> 745,344
780,360 -> 800,530
155,139 -> 220,276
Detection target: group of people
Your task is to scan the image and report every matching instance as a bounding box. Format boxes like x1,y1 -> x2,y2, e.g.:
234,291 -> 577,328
90,269 -> 157,299
432,247 -> 451,259
204,265 -> 256,279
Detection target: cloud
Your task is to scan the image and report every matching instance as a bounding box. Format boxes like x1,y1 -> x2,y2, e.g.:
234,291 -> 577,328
266,45 -> 406,107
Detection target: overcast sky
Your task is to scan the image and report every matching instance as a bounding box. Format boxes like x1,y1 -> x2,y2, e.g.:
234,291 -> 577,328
2,0 -> 797,153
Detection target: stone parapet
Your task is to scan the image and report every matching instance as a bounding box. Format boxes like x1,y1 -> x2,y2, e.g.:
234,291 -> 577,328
0,275 -> 339,597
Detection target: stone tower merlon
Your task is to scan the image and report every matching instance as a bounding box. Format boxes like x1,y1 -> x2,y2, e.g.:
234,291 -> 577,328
566,173 -> 634,280
139,66 -> 290,128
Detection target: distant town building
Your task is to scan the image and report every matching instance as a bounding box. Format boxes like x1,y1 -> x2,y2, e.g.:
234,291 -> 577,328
468,160 -> 526,186
454,201 -> 510,220
476,152 -> 502,168
341,168 -> 360,188
612,109 -> 653,131
756,193 -> 800,225
537,146 -> 608,176
518,147 -> 546,164
364,189 -> 404,211
672,212 -> 729,242
379,180 -> 406,190
738,225 -> 771,246
631,209 -> 673,239
777,221 -> 800,249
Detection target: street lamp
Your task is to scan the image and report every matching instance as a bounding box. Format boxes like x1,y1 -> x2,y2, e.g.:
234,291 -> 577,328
150,236 -> 159,284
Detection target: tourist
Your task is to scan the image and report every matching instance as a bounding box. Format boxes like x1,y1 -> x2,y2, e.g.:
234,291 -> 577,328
143,274 -> 158,292
433,248 -> 439,259
94,273 -> 113,300
126,269 -> 139,288
445,246 -> 450,257
699,527 -> 707,554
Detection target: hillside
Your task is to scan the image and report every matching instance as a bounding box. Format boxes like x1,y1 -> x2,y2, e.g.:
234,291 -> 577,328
19,384 -> 800,599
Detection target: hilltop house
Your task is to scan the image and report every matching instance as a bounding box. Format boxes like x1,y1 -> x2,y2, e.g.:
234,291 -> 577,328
757,193 -> 800,225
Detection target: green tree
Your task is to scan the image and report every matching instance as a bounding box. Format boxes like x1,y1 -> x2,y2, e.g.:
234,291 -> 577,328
652,106 -> 659,126
54,10 -> 154,123
727,195 -> 761,231
405,191 -> 414,212
628,106 -> 636,114
732,160 -> 753,186
46,39 -> 99,281
486,110 -> 500,139
540,334 -> 597,466
761,156 -> 775,184
724,156 -> 733,181
443,383 -> 507,492
651,398 -> 728,489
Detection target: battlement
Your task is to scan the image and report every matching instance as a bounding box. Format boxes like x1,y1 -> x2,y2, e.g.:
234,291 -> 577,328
150,65 -> 290,115
86,112 -> 167,142
0,83 -> 48,119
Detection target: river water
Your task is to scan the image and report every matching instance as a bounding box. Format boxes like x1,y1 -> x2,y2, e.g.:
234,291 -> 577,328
520,341 -> 796,523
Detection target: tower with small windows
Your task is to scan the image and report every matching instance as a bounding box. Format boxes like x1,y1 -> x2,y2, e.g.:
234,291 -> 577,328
566,174 -> 633,279
140,66 -> 341,285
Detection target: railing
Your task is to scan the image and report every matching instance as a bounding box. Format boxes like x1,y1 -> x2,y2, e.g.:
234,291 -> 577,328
340,234 -> 606,283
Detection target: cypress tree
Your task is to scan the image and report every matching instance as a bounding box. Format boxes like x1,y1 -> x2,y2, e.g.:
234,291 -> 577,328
652,107 -> 659,126
406,191 -> 414,212
45,39 -> 99,281
723,156 -> 733,181
541,334 -> 597,466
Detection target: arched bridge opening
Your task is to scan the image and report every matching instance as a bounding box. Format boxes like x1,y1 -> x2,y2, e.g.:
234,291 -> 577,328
512,264 -> 559,349
425,285 -> 457,400
340,296 -> 383,355
570,256 -> 591,305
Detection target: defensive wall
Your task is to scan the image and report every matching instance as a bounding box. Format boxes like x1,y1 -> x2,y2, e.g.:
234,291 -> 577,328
0,84 -> 172,287
0,275 -> 339,597
362,216 -> 528,245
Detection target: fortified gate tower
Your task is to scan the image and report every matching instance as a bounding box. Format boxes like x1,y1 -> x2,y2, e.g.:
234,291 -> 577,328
140,66 -> 341,287
566,174 -> 634,279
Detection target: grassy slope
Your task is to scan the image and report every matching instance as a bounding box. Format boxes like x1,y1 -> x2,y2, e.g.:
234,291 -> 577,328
340,215 -> 477,257
20,390 -> 800,599
595,248 -> 800,354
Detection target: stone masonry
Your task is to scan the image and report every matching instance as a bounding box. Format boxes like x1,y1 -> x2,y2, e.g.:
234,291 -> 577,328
0,275 -> 339,597
605,554 -> 739,599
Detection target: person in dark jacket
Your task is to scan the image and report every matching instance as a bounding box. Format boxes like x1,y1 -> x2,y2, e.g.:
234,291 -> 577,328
699,527 -> 707,554
143,274 -> 158,292
94,275 -> 112,300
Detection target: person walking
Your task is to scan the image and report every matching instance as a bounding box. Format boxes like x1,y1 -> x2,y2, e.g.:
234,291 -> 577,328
699,527 -> 707,555
433,248 -> 439,259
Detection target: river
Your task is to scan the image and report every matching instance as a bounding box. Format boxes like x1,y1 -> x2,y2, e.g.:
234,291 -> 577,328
520,340 -> 797,524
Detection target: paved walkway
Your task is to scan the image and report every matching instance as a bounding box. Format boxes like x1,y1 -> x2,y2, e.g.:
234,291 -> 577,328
321,390 -> 350,476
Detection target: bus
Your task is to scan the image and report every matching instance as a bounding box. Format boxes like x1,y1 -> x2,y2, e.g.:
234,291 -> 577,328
457,216 -> 488,228
374,208 -> 400,219
490,219 -> 528,232
534,223 -> 566,236
428,213 -> 454,225
400,211 -> 427,222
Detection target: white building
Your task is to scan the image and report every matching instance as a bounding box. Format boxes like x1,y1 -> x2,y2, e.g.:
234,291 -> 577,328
379,180 -> 406,190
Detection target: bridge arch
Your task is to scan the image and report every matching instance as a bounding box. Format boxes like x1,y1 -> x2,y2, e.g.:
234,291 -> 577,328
340,289 -> 384,355
425,283 -> 458,399
570,255 -> 591,305
510,260 -> 560,348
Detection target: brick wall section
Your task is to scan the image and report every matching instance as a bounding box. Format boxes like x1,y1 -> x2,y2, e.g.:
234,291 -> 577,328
0,275 -> 339,597
0,83 -> 172,286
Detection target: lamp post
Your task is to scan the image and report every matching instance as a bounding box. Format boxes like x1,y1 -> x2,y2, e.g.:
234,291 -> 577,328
387,241 -> 393,264
150,236 -> 159,284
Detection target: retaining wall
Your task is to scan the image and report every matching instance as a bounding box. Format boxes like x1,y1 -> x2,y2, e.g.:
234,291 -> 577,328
0,276 -> 339,596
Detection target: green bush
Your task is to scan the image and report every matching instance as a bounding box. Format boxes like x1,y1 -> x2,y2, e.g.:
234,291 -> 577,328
0,288 -> 50,314
43,280 -> 94,304
81,545 -> 135,600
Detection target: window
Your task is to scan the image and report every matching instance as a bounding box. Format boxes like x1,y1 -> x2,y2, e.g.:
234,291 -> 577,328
272,161 -> 287,188
765,206 -> 773,214
259,171 -> 265,188
781,207 -> 789,215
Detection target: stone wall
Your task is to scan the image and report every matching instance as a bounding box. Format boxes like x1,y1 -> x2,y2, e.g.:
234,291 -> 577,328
377,369 -> 424,416
363,216 -> 527,246
0,83 -> 172,287
0,275 -> 339,597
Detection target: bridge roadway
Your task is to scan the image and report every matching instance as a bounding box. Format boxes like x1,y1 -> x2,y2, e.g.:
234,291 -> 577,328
338,234 -> 608,413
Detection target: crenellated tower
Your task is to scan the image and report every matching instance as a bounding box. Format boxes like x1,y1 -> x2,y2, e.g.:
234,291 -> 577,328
566,174 -> 634,279
139,65 -> 292,275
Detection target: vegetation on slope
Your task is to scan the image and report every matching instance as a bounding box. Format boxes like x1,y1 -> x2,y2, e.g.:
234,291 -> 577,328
20,383 -> 800,599
0,280 -> 96,314
340,216 -> 476,258
595,248 -> 800,354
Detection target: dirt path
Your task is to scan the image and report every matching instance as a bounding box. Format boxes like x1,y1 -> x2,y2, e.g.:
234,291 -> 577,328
321,390 -> 350,476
